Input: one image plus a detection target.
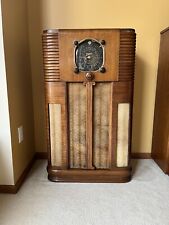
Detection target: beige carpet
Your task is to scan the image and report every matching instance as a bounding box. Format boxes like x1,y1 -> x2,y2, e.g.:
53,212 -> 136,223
0,159 -> 169,225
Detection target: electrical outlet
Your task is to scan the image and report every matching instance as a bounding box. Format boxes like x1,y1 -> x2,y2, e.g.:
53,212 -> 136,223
18,126 -> 24,143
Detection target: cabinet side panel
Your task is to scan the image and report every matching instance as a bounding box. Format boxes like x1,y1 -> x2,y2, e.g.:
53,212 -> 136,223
152,30 -> 169,173
117,103 -> 130,167
49,104 -> 62,166
68,83 -> 87,168
93,83 -> 111,168
45,82 -> 68,168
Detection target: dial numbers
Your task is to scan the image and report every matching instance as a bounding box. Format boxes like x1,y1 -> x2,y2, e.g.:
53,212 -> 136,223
75,39 -> 104,72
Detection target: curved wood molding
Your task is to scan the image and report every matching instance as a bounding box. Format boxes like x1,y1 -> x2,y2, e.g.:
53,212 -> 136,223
42,31 -> 60,81
119,30 -> 136,81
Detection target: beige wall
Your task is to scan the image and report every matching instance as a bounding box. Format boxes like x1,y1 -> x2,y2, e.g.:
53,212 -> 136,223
1,0 -> 35,183
27,0 -> 46,154
0,1 -> 14,185
27,0 -> 169,154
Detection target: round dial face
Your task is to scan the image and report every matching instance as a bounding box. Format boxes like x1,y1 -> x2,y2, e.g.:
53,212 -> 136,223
75,39 -> 104,72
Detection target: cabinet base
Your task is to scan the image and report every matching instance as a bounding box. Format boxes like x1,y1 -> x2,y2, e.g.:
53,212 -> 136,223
47,166 -> 132,183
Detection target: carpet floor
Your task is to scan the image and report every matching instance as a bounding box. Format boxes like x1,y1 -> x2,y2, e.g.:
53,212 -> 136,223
0,159 -> 169,225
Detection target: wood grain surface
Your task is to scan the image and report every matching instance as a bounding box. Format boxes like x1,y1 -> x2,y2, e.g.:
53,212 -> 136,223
151,28 -> 169,174
42,29 -> 136,182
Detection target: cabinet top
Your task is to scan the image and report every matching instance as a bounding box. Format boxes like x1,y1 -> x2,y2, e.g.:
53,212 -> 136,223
43,28 -> 135,34
160,27 -> 169,34
42,28 -> 136,82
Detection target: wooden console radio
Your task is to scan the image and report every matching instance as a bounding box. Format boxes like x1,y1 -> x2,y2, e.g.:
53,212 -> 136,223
42,29 -> 136,182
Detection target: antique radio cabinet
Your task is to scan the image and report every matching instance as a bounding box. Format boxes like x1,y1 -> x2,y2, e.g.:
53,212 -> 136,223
42,29 -> 136,182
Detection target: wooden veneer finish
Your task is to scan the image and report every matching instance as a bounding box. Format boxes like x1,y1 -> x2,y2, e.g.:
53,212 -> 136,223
151,27 -> 169,174
42,29 -> 136,182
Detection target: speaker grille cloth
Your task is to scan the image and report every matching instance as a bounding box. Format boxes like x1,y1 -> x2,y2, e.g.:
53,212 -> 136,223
117,103 -> 129,167
93,83 -> 111,168
68,83 -> 87,168
49,104 -> 62,166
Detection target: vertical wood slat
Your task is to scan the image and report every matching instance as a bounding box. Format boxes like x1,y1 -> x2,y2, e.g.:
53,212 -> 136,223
108,83 -> 114,168
111,102 -> 118,167
45,95 -> 51,166
86,82 -> 95,169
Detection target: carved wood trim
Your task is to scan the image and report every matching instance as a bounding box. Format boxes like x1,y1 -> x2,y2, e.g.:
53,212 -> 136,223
119,30 -> 136,81
42,31 -> 60,81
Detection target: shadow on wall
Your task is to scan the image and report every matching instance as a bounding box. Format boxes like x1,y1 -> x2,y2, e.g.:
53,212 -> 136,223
0,142 -> 13,184
132,55 -> 147,152
27,0 -> 46,153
